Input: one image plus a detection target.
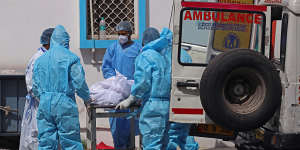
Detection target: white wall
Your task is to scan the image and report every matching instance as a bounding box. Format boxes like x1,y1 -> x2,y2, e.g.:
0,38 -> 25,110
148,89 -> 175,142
0,0 -> 79,74
0,0 -> 173,78
0,0 -> 173,145
149,0 -> 173,31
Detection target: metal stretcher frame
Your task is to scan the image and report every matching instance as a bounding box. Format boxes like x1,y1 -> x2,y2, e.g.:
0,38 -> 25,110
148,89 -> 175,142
86,104 -> 139,150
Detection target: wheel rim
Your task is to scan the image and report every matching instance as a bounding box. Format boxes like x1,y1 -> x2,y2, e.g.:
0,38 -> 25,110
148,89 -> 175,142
223,67 -> 266,115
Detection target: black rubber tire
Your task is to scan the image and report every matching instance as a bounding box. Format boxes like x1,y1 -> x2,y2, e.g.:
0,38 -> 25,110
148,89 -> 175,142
200,49 -> 282,131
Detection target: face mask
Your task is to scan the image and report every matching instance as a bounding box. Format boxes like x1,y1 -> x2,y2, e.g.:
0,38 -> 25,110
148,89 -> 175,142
119,35 -> 129,45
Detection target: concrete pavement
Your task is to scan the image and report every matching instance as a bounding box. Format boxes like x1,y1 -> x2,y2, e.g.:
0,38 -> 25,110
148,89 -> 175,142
196,137 -> 236,150
80,130 -> 237,150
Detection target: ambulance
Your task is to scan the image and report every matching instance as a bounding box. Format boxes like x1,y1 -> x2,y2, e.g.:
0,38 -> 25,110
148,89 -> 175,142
170,0 -> 300,149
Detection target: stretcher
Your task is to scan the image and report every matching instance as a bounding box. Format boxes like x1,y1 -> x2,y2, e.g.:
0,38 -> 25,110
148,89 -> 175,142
86,104 -> 140,150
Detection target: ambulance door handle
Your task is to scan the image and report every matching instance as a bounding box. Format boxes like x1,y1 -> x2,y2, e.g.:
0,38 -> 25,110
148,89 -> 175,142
177,81 -> 199,88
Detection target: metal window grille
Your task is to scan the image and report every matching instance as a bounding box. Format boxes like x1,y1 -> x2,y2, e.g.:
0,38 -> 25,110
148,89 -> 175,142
87,0 -> 139,40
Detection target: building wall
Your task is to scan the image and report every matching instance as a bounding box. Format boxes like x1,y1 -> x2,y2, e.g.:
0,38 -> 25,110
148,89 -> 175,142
149,0 -> 173,30
0,0 -> 173,144
0,0 -> 173,74
0,0 -> 79,74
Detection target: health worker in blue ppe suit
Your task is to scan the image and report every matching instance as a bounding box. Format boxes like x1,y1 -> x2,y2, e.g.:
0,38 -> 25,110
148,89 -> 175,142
142,27 -> 199,150
116,28 -> 172,150
116,27 -> 199,150
101,21 -> 142,149
32,25 -> 91,150
20,28 -> 54,150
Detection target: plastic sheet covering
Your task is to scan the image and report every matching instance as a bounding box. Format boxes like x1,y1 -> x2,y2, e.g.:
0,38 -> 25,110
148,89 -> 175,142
90,73 -> 134,107
19,94 -> 39,150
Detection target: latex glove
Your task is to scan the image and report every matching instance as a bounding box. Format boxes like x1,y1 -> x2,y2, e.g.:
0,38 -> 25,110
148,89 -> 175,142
115,95 -> 136,110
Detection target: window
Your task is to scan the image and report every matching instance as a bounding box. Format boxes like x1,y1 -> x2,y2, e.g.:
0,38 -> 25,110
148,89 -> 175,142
179,7 -> 265,65
0,76 -> 26,135
87,0 -> 138,40
80,0 -> 146,48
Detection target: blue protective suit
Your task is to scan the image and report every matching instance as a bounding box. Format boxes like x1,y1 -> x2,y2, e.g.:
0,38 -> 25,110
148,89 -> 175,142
134,28 -> 198,150
32,25 -> 90,150
131,28 -> 173,150
102,41 -> 141,80
168,123 -> 199,150
161,41 -> 199,150
102,41 -> 141,149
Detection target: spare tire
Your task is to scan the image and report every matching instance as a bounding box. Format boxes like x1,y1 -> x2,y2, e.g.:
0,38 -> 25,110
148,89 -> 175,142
200,49 -> 282,131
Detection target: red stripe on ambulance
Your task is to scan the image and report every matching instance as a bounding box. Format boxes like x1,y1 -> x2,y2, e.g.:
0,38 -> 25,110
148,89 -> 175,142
181,1 -> 267,12
172,108 -> 204,114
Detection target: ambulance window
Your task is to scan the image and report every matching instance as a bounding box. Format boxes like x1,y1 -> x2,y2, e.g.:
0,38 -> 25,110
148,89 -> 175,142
179,8 -> 265,66
182,18 -> 209,47
180,10 -> 211,64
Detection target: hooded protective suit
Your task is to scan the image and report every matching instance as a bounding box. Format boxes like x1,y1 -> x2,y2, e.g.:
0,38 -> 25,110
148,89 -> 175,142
141,27 -> 199,150
160,34 -> 199,150
130,28 -> 172,150
32,25 -> 90,150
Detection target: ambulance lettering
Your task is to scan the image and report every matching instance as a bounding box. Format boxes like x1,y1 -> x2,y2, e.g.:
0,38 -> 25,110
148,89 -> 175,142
184,11 -> 262,24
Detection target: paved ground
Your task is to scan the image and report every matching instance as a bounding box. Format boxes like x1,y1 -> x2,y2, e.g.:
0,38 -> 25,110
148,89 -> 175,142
196,137 -> 236,150
81,130 -> 237,150
81,110 -> 238,150
0,135 -> 237,150
205,148 -> 237,150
